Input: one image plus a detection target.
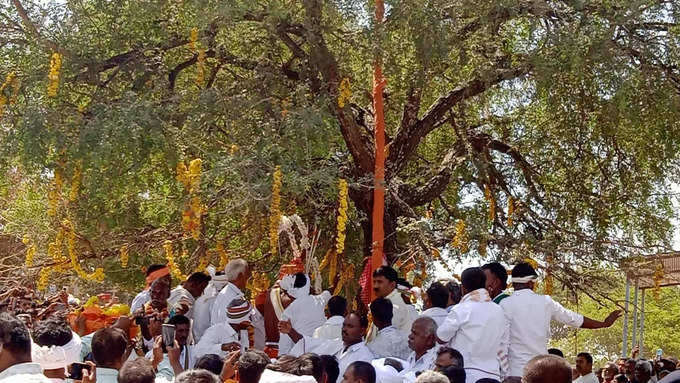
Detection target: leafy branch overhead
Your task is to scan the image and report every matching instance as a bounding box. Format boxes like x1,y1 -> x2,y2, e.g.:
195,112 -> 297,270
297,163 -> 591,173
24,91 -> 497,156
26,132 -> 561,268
0,0 -> 679,296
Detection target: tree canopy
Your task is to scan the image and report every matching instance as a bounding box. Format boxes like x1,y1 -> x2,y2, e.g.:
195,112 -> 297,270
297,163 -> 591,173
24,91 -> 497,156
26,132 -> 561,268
1,0 -> 680,296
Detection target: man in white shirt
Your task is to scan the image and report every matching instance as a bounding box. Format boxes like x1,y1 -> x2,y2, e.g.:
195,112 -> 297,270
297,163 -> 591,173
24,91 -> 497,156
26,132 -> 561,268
402,316 -> 439,381
366,298 -> 410,360
574,352 -> 599,383
131,265 -> 171,314
31,317 -> 82,382
313,296 -> 347,340
500,262 -> 622,382
437,267 -> 507,383
167,272 -> 211,320
211,259 -> 251,326
0,313 -> 50,383
421,282 -> 450,327
194,298 -> 252,360
370,266 -> 418,337
284,312 -> 374,383
192,270 -> 230,341
277,273 -> 331,355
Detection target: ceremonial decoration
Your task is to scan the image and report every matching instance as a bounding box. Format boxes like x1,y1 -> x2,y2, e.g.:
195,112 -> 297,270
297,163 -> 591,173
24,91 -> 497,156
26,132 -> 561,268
47,52 -> 62,97
163,240 -> 187,281
23,235 -> 35,267
335,179 -> 348,255
0,71 -> 20,116
269,166 -> 283,256
119,244 -> 129,268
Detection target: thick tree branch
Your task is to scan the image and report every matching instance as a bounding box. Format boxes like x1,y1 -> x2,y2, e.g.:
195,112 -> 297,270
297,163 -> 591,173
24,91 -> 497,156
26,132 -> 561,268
302,0 -> 374,174
10,0 -> 60,53
388,61 -> 531,176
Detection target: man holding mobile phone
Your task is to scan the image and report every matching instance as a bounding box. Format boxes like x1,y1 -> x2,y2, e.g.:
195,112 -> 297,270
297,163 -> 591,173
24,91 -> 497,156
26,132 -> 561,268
148,315 -> 194,381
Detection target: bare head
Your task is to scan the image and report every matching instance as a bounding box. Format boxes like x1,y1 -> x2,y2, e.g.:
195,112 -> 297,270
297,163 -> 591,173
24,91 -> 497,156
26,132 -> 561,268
522,355 -> 572,383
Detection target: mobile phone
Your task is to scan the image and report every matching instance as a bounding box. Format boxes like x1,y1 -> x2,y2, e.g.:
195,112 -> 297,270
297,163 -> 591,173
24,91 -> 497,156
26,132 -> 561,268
53,303 -> 67,311
656,349 -> 663,360
70,362 -> 91,380
162,324 -> 176,347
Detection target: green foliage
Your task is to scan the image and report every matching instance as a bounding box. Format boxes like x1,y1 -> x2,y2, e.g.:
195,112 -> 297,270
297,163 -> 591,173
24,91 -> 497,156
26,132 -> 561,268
1,0 -> 680,299
549,281 -> 680,364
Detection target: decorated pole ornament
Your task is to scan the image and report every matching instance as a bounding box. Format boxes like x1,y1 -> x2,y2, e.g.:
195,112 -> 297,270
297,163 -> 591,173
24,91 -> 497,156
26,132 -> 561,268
370,0 -> 387,302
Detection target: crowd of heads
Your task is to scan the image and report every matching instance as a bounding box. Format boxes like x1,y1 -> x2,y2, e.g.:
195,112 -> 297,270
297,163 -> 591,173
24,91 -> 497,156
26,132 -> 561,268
0,258 -> 675,383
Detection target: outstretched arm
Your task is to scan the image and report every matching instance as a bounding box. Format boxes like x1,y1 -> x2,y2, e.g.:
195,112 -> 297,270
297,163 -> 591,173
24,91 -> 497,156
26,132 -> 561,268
581,310 -> 622,329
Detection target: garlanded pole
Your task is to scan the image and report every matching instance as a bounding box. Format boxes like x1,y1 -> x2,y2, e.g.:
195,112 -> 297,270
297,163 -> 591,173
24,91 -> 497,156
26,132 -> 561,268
370,0 -> 387,301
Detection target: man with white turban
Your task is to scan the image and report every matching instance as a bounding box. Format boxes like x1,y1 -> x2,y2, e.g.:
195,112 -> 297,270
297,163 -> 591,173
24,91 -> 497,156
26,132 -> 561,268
277,273 -> 331,355
31,318 -> 82,382
194,298 -> 253,362
500,262 -> 622,382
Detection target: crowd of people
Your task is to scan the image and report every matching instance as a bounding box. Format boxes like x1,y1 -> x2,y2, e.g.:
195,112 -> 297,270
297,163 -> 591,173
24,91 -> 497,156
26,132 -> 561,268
0,259 -> 677,383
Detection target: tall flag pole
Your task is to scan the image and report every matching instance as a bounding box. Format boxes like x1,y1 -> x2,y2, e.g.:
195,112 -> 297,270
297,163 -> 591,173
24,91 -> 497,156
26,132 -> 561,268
370,0 -> 387,301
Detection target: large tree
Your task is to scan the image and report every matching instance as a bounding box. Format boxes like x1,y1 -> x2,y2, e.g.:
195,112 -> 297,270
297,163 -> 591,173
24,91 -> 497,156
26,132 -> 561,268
1,0 -> 679,296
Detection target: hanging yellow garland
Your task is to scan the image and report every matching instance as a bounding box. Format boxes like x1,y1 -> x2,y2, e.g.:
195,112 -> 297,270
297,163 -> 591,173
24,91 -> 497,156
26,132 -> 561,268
338,78 -> 351,108
336,179 -> 348,255
544,255 -> 554,295
196,49 -> 206,87
120,244 -> 129,268
216,241 -> 229,270
23,235 -> 36,267
451,219 -> 469,253
63,220 -> 105,282
163,240 -> 188,281
69,162 -> 83,202
524,257 -> 538,270
333,264 -> 355,295
47,52 -> 62,97
484,184 -> 495,222
189,27 -> 198,51
47,169 -> 63,216
507,196 -> 515,227
178,158 -> 203,239
269,166 -> 283,255
37,267 -> 51,291
195,252 -> 209,273
0,72 -> 20,116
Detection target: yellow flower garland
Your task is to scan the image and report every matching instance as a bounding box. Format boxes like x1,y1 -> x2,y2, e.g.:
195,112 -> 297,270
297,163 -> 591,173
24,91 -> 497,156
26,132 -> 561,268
63,220 -> 105,282
484,184 -> 495,222
336,179 -> 348,255
47,169 -> 63,216
189,28 -> 198,51
23,235 -> 36,267
216,241 -> 229,270
451,219 -> 469,253
507,196 -> 515,227
47,53 -> 62,97
177,158 -> 203,239
120,244 -> 129,268
338,78 -> 351,108
37,267 -> 51,291
196,49 -> 206,87
163,240 -> 187,281
269,166 -> 282,256
0,72 -> 20,116
69,162 -> 83,202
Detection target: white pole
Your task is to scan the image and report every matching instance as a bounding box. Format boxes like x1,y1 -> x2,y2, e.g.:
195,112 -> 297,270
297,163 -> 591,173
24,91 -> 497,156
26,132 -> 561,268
622,277 -> 630,357
632,281 -> 638,349
640,289 -> 646,358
